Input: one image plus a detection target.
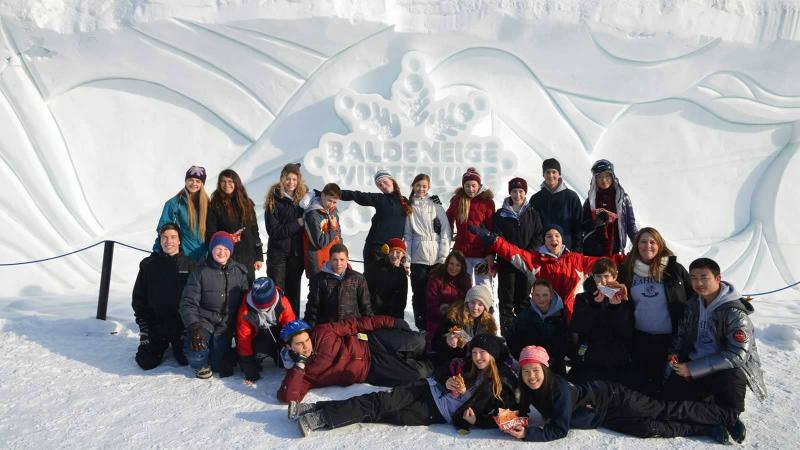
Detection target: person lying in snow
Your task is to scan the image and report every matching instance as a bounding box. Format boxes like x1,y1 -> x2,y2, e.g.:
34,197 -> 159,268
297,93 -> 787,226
276,317 -> 432,403
502,346 -> 746,444
289,334 -> 517,437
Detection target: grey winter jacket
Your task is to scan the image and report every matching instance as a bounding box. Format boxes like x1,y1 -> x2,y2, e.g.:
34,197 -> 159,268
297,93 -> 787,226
404,194 -> 451,265
179,257 -> 250,336
670,282 -> 767,401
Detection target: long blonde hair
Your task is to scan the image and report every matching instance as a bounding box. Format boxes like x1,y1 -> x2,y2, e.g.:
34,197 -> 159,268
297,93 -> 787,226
452,187 -> 493,224
265,170 -> 309,212
463,355 -> 503,400
178,185 -> 208,238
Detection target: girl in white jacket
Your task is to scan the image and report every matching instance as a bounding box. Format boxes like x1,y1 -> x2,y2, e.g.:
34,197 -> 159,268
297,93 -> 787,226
404,173 -> 452,330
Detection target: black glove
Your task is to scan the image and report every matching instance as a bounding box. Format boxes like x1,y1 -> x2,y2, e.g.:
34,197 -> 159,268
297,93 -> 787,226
597,210 -> 609,224
138,331 -> 150,347
394,318 -> 411,331
289,350 -> 309,369
188,323 -> 208,352
467,224 -> 497,246
239,355 -> 262,382
432,217 -> 442,234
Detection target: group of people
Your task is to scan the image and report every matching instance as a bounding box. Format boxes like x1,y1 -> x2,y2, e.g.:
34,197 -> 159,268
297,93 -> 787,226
131,160 -> 766,444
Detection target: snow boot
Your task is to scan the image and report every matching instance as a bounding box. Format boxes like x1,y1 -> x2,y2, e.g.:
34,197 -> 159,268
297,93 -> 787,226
707,424 -> 732,445
195,367 -> 212,379
298,410 -> 327,437
727,418 -> 746,444
288,401 -> 318,420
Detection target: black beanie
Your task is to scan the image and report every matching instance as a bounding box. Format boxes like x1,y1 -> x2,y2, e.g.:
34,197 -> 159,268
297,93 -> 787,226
469,334 -> 504,362
542,158 -> 561,174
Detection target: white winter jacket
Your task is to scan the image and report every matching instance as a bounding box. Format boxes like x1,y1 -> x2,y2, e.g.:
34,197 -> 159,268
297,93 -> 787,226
403,195 -> 451,265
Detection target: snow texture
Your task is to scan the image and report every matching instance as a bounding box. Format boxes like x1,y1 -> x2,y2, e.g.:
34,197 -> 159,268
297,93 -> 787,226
0,1 -> 799,448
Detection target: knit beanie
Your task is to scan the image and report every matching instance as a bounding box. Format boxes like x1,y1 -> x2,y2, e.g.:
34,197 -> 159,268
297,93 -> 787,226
542,223 -> 565,239
185,165 -> 207,183
374,169 -> 393,187
508,177 -> 528,193
519,345 -> 550,367
591,159 -> 615,176
251,277 -> 279,309
469,334 -> 504,362
465,284 -> 493,311
381,238 -> 407,255
461,167 -> 482,185
542,158 -> 561,175
208,231 -> 235,254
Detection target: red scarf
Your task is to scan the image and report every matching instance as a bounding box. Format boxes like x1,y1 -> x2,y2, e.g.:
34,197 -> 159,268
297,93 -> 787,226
595,187 -> 617,255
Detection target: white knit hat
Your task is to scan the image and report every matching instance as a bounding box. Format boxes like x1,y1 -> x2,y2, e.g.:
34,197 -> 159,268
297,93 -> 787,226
465,285 -> 493,311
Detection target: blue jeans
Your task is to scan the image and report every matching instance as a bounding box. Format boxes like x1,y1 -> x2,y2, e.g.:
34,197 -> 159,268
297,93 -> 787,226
184,329 -> 231,372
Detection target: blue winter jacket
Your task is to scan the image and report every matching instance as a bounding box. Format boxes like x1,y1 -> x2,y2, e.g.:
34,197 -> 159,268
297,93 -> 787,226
153,194 -> 208,261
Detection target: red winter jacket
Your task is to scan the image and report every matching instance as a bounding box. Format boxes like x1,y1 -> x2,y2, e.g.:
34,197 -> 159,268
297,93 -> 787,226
277,315 -> 396,403
447,190 -> 495,258
490,237 -> 623,321
235,290 -> 296,357
426,274 -> 471,338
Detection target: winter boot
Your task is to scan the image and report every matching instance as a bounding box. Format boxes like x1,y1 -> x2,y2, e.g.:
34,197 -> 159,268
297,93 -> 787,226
727,418 -> 746,444
195,367 -> 212,379
707,424 -> 732,445
288,401 -> 318,420
298,410 -> 327,437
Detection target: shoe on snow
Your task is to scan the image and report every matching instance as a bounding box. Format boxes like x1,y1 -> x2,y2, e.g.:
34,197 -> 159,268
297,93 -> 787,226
708,424 -> 732,445
298,411 -> 326,437
195,367 -> 212,379
728,419 -> 746,444
288,401 -> 317,420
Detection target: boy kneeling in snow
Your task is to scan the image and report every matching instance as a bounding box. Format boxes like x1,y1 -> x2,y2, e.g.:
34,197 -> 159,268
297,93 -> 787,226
236,277 -> 296,384
180,231 -> 249,379
663,257 -> 767,443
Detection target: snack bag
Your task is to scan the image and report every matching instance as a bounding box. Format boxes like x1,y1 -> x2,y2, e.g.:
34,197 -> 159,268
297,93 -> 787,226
494,408 -> 529,431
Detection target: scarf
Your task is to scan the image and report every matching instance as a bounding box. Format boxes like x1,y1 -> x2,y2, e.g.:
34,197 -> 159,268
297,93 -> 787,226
634,256 -> 669,281
595,187 -> 617,256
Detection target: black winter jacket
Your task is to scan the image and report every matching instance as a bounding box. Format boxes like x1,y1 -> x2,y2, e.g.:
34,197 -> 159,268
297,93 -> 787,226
365,258 -> 408,318
179,257 -> 250,336
340,190 -> 408,246
493,198 -> 543,274
206,199 -> 263,268
570,279 -> 634,369
303,266 -> 372,327
132,251 -> 196,339
264,189 -> 305,258
528,182 -> 583,251
507,302 -> 568,372
618,255 -> 692,333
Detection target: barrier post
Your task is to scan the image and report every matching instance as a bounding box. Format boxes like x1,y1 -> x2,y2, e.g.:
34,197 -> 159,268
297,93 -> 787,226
96,240 -> 114,320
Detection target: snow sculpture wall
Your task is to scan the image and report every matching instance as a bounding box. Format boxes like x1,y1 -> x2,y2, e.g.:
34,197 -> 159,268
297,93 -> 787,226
0,9 -> 798,298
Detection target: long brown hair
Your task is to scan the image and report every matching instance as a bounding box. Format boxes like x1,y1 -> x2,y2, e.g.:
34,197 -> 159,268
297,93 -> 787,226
409,173 -> 431,204
389,178 -> 412,216
451,186 -> 493,224
446,301 -> 498,335
430,250 -> 472,294
622,227 -> 674,282
210,169 -> 255,225
177,184 -> 208,237
264,166 -> 309,212
463,353 -> 503,400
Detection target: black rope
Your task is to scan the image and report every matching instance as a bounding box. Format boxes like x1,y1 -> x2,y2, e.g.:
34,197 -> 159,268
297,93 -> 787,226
0,239 -> 151,266
744,280 -> 800,297
110,240 -> 152,254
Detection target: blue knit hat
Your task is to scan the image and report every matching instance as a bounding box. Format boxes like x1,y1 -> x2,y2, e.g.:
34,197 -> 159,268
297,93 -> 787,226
209,231 -> 234,254
251,277 -> 278,309
374,169 -> 392,187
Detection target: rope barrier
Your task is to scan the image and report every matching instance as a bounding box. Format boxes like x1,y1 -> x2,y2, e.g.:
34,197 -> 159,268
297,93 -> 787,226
743,280 -> 800,297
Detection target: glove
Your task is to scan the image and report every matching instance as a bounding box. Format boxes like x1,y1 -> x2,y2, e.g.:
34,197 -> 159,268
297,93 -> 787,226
433,217 -> 442,234
289,350 -> 309,370
139,331 -> 150,347
394,318 -> 412,331
467,224 -> 497,246
189,323 -> 208,352
239,355 -> 262,382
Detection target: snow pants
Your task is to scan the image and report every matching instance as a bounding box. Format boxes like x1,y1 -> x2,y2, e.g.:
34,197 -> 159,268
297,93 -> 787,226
631,330 -> 672,391
497,263 -> 531,335
318,379 -> 446,429
465,257 -> 493,288
409,263 -> 433,330
662,368 -> 747,413
267,253 -> 304,316
366,328 -> 434,387
136,334 -> 187,370
598,382 -> 738,438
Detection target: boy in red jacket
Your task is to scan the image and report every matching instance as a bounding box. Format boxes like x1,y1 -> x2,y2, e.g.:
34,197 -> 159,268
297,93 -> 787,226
236,277 -> 296,383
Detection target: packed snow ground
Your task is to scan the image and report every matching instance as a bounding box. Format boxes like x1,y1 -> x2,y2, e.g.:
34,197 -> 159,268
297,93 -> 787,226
1,283 -> 799,449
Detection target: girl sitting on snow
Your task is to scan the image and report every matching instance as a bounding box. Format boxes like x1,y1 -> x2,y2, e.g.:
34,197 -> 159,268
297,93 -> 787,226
432,285 -> 498,365
425,250 -> 472,341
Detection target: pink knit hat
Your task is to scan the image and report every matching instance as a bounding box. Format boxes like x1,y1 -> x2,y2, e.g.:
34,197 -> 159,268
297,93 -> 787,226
519,345 -> 549,367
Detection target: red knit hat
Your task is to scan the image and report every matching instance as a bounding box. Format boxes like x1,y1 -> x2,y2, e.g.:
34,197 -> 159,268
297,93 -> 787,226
519,345 -> 550,367
381,238 -> 406,255
508,177 -> 528,193
461,167 -> 482,185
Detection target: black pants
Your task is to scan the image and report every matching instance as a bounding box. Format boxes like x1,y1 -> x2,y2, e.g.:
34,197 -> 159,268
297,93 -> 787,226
318,380 -> 446,429
662,368 -> 747,413
367,329 -> 433,387
600,382 -> 738,438
497,265 -> 531,335
409,264 -> 433,330
567,365 -> 646,392
135,334 -> 187,370
631,331 -> 672,392
267,253 -> 304,315
362,244 -> 386,282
